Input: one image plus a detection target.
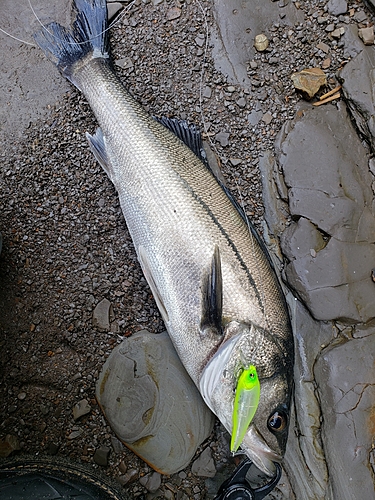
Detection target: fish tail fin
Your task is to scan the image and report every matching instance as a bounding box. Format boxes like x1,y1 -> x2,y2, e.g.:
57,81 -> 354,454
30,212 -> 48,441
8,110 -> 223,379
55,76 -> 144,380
33,0 -> 109,88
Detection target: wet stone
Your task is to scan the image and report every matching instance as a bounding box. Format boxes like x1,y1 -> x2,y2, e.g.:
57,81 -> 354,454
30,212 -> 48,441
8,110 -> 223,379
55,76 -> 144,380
96,330 -> 214,475
0,434 -> 20,458
92,298 -> 112,330
342,24 -> 364,59
68,429 -> 83,440
317,41 -> 330,53
115,57 -> 134,71
72,398 -> 91,420
331,27 -> 345,39
118,469 -> 138,485
236,97 -> 246,108
107,2 -> 123,21
211,0 -> 303,87
262,112 -> 272,124
353,10 -> 368,23
325,23 -> 335,33
275,102 -> 375,322
110,435 -> 124,453
139,472 -> 161,492
202,86 -> 212,98
339,46 -> 375,151
191,447 -> 216,477
93,445 -> 110,466
195,36 -> 205,47
315,335 -> 375,498
229,158 -> 242,167
248,110 -> 262,126
358,26 -> 374,45
282,294 -> 333,499
166,7 -> 181,21
215,131 -> 230,147
327,0 -> 347,16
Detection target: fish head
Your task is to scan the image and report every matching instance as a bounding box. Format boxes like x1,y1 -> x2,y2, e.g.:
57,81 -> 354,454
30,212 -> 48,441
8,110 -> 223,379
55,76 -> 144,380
199,321 -> 293,476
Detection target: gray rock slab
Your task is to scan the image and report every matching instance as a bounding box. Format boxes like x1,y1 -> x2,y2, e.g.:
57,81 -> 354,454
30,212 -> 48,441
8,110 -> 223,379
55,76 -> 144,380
339,46 -> 375,152
258,149 -> 289,258
211,0 -> 304,87
274,103 -> 375,322
342,24 -> 365,60
315,334 -> 375,499
283,294 -> 334,499
96,330 -> 214,475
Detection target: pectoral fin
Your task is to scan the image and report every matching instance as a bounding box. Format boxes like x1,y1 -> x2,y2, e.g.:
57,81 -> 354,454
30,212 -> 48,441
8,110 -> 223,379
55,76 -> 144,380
200,245 -> 223,337
138,246 -> 169,324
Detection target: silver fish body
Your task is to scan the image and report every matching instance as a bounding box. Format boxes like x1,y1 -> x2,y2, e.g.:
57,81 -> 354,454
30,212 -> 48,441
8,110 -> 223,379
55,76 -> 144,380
34,0 -> 294,475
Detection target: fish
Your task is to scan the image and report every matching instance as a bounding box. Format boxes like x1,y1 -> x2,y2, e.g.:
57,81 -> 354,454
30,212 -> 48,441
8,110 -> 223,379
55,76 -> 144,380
34,0 -> 294,475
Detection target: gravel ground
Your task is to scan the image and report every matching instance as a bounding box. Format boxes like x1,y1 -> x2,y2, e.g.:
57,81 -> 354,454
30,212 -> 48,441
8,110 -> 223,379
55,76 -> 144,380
0,0 -> 372,498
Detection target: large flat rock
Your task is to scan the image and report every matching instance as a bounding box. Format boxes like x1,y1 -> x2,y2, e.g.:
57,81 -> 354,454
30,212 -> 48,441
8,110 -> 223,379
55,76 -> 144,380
274,103 -> 375,322
340,45 -> 375,153
96,331 -> 215,475
315,334 -> 375,499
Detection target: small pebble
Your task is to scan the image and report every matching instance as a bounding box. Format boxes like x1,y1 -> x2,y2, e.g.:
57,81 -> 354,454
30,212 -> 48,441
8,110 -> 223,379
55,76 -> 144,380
215,132 -> 230,147
72,399 -> 91,420
93,446 -> 110,466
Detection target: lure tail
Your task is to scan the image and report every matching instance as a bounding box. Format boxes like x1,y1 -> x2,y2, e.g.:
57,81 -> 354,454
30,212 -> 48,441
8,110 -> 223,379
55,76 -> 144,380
33,0 -> 109,89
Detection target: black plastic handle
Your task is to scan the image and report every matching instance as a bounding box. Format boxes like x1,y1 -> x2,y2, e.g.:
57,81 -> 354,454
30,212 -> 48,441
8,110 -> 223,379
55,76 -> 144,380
214,459 -> 282,500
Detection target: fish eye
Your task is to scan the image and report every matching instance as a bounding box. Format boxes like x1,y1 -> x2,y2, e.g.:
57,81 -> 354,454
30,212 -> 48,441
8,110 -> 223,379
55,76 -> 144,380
267,410 -> 287,433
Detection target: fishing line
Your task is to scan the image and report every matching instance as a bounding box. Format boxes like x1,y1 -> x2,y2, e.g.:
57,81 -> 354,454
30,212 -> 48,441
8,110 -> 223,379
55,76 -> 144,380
0,0 -> 137,48
0,27 -> 35,46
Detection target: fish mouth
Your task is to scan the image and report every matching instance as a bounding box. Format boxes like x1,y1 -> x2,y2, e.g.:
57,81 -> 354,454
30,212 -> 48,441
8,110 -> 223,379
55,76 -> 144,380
241,425 -> 281,476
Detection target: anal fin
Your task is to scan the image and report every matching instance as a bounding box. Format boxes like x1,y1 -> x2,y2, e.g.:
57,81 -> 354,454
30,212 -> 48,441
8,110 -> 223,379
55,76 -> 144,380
138,246 -> 169,324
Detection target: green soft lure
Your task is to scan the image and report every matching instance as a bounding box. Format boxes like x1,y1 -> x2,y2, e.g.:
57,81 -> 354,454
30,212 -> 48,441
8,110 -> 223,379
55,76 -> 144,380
230,365 -> 261,453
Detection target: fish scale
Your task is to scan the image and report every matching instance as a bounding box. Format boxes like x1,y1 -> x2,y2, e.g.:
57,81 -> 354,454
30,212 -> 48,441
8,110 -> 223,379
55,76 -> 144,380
34,0 -> 294,475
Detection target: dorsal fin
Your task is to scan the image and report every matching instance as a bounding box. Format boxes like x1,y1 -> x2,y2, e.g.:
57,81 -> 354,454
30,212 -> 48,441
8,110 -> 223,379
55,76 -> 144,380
155,117 -> 209,168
